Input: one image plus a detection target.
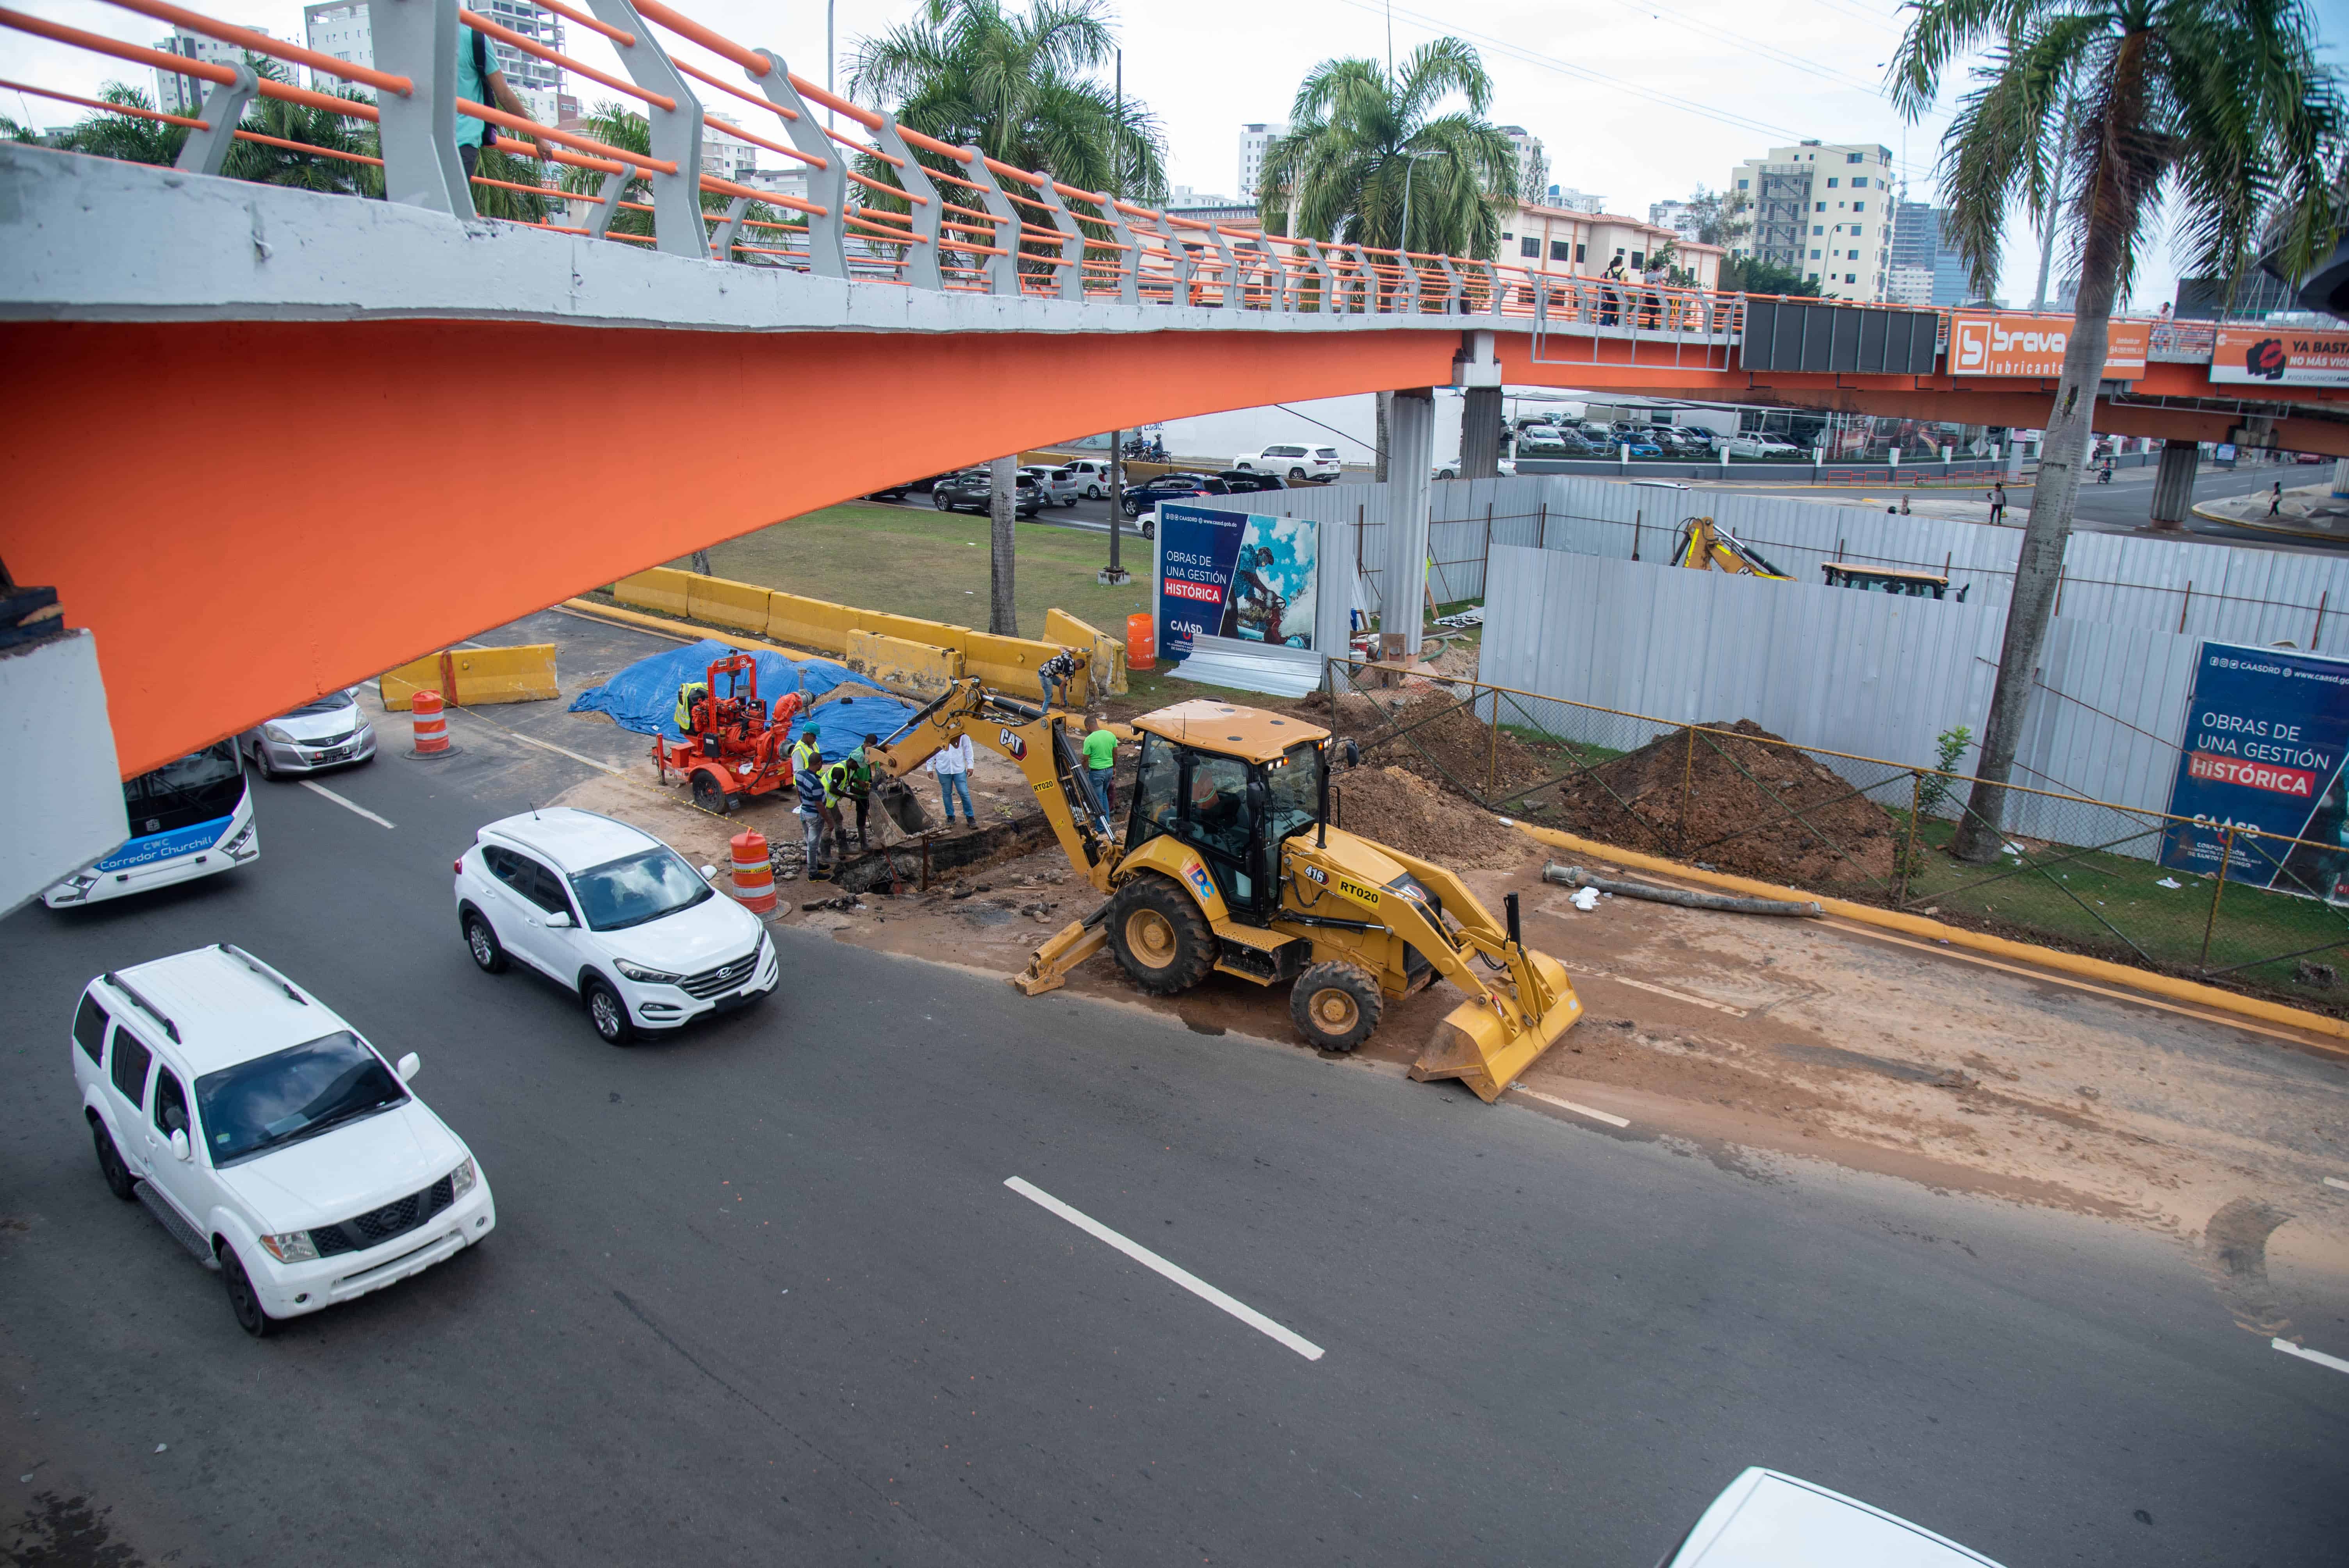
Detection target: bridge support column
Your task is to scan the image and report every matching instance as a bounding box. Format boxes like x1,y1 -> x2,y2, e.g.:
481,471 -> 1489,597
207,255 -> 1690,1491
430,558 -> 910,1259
2150,438 -> 2199,529
1453,330 -> 1502,480
2332,458 -> 2348,499
1379,387 -> 1435,665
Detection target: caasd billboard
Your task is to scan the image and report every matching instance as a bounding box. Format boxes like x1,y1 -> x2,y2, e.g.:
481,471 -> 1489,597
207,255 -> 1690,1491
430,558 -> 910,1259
1948,312 -> 2150,377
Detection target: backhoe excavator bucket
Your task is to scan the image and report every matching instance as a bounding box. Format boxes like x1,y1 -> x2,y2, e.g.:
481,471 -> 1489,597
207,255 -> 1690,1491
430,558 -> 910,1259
1011,902 -> 1112,996
1408,951 -> 1583,1103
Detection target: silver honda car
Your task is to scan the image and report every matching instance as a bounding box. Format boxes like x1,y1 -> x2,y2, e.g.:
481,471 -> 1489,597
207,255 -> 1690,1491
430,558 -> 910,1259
240,688 -> 377,778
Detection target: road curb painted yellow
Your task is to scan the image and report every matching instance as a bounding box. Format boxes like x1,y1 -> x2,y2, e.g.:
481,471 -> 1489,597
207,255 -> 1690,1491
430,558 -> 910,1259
1511,821 -> 2349,1048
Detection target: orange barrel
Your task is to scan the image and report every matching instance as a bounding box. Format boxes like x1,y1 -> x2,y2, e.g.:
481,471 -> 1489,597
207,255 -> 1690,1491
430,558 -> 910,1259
410,688 -> 452,756
729,830 -> 778,914
1125,613 -> 1155,668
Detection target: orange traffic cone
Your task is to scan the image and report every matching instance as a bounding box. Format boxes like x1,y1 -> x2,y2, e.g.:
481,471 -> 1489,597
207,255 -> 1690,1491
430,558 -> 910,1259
729,830 -> 778,914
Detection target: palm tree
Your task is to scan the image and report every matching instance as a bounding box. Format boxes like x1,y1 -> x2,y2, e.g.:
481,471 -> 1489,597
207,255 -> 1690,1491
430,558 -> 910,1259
1257,40 -> 1520,260
550,102 -> 789,244
848,0 -> 1166,202
54,84 -> 189,165
852,0 -> 1164,635
53,65 -> 381,195
1892,0 -> 2344,863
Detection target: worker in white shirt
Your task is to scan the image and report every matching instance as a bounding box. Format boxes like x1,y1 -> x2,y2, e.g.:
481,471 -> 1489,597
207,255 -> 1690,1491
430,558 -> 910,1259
927,732 -> 977,827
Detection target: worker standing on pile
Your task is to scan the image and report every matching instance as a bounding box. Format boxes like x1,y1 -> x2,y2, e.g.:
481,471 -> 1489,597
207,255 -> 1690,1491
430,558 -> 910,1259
820,755 -> 861,857
794,739 -> 832,880
840,735 -> 880,851
1082,713 -> 1119,813
928,732 -> 976,827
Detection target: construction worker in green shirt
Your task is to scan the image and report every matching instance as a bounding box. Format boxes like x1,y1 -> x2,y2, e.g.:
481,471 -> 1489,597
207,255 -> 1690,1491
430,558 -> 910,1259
1081,713 -> 1119,813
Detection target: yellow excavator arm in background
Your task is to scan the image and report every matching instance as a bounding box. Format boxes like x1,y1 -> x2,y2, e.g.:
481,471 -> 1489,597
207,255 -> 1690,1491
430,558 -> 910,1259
1672,515 -> 1791,580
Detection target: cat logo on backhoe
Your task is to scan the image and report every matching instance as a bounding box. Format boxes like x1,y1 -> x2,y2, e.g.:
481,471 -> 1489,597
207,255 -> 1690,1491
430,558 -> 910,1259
998,727 -> 1026,759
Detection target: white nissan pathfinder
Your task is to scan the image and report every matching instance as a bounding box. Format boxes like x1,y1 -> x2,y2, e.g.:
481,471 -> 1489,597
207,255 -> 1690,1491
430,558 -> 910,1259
73,945 -> 495,1336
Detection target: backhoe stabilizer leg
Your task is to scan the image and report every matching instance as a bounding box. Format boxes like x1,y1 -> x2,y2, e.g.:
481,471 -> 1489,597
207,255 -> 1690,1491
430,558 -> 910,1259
1012,917 -> 1110,996
1408,952 -> 1583,1102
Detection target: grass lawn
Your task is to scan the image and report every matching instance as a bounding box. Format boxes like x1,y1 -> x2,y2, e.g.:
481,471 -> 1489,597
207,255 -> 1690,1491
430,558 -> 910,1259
674,502 -> 1154,646
1895,816 -> 2349,999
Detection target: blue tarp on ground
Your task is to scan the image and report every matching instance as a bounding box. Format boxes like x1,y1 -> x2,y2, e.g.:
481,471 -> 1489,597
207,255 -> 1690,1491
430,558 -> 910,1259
568,638 -> 921,756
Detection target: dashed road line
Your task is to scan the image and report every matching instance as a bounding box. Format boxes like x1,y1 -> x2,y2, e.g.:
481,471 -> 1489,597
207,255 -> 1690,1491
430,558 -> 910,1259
1003,1176 -> 1324,1362
1512,1088 -> 1632,1128
299,780 -> 394,829
1580,968 -> 1748,1017
2273,1338 -> 2349,1376
2324,1176 -> 2349,1193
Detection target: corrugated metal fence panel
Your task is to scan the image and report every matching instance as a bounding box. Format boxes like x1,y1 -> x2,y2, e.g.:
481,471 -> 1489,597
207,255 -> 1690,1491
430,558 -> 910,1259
1999,621 -> 2201,857
1481,547 -> 2003,780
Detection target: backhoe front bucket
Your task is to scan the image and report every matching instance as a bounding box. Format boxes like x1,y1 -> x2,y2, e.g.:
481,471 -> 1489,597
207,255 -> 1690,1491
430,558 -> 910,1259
1409,951 -> 1583,1102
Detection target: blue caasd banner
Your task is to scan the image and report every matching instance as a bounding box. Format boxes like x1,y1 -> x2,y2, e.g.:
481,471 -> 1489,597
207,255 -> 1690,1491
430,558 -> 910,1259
1154,502 -> 1319,660
2160,641 -> 2349,899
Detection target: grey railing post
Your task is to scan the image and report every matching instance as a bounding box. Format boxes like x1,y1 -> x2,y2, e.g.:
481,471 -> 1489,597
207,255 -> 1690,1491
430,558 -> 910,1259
583,167 -> 629,237
1342,244 -> 1374,313
873,113 -> 941,290
1300,237 -> 1337,313
1092,194 -> 1141,305
1431,255 -> 1463,315
174,59 -> 256,177
708,194 -> 751,260
959,146 -> 1021,297
1197,223 -> 1239,308
582,0 -> 702,258
746,52 -> 842,279
1031,175 -> 1085,301
367,0 -> 472,216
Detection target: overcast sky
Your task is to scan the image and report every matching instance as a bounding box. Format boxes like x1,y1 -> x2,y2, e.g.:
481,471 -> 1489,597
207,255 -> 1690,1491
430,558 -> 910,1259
9,0 -> 2344,306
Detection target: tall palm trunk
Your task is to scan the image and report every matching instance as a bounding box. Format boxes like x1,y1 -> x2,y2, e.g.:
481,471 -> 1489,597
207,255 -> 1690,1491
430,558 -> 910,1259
1374,392 -> 1393,481
988,454 -> 1019,636
1952,59 -> 2141,863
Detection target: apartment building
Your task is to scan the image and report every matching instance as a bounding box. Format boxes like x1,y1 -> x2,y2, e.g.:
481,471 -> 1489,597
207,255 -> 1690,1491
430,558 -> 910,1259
153,26 -> 266,116
1501,201 -> 1722,289
1497,125 -> 1547,203
1238,122 -> 1284,201
301,0 -> 568,103
1890,198 -> 1971,307
1648,200 -> 1704,245
1729,141 -> 1893,301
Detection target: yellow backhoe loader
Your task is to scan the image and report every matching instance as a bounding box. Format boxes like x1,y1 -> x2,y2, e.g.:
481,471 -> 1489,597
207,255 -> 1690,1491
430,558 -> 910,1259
868,680 -> 1583,1101
1672,516 -> 1791,579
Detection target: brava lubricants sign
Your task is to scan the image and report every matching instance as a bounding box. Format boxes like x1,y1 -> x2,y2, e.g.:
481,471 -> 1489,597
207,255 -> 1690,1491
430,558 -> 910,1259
1153,502 -> 1319,659
1948,312 -> 2151,377
2161,642 -> 2349,898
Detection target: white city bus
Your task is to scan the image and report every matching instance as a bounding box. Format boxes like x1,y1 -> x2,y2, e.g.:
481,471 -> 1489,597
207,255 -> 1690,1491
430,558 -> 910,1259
45,739 -> 257,907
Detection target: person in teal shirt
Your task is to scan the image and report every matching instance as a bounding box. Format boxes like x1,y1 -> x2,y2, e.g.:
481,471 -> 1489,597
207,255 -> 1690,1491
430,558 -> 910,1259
1081,715 -> 1119,813
454,26 -> 550,178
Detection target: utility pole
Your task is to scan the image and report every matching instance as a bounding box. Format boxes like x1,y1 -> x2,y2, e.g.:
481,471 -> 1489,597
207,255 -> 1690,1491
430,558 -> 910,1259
825,0 -> 836,132
1101,48 -> 1130,587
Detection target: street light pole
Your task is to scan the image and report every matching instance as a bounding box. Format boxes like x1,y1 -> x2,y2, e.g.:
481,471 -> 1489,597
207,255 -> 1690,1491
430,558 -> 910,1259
825,0 -> 836,133
1100,47 -> 1130,589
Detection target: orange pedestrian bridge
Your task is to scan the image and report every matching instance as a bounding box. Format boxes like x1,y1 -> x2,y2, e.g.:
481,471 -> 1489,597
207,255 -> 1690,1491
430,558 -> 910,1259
2,0 -> 2344,780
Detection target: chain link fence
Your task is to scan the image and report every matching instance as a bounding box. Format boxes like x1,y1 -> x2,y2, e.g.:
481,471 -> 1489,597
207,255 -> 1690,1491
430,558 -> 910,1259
1321,656 -> 2349,1016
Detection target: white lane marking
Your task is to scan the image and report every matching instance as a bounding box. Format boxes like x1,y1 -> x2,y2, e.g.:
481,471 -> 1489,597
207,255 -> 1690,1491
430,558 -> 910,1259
1581,968 -> 1749,1017
443,708 -> 624,775
2324,1176 -> 2349,1192
299,780 -> 394,829
1003,1176 -> 1324,1361
1513,1088 -> 1632,1128
2273,1337 -> 2349,1376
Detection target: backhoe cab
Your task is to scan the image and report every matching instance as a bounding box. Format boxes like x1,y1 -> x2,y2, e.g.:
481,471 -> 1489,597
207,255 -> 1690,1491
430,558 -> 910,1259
868,681 -> 1582,1102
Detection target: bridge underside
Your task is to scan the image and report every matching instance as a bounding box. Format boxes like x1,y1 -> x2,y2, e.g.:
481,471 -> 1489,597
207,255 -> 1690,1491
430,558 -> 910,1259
11,314 -> 2344,777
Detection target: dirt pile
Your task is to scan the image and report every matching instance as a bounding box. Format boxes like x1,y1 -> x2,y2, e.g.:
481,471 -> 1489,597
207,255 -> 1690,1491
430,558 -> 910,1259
1321,690 -> 1554,798
1543,719 -> 1899,888
1334,764 -> 1530,869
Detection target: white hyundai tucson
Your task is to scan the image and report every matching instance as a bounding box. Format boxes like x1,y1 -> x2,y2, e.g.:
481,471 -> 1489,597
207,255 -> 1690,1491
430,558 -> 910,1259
453,808 -> 778,1044
71,945 -> 495,1337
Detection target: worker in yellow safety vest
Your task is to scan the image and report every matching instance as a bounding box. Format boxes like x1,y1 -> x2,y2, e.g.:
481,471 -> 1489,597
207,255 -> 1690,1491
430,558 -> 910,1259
673,680 -> 709,735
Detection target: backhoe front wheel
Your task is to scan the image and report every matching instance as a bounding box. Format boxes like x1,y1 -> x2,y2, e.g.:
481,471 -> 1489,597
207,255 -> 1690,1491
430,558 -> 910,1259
1107,873 -> 1215,995
1290,962 -> 1381,1052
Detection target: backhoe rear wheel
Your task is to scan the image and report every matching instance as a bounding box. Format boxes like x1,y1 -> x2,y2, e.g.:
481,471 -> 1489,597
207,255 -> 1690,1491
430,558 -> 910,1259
1290,962 -> 1381,1052
1107,873 -> 1215,995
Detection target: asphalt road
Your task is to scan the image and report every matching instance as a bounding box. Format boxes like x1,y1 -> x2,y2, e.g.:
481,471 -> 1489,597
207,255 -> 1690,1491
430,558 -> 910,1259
6,635 -> 2346,1565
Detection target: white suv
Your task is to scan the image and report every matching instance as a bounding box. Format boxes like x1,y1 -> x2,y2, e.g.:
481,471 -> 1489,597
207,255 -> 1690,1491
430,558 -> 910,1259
1019,465 -> 1082,507
1234,444 -> 1342,483
453,808 -> 778,1045
72,945 -> 495,1337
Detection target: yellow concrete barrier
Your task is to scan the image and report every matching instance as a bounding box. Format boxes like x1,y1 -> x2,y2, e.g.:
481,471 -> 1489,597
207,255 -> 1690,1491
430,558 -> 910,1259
685,574 -> 776,637
964,629 -> 1059,696
1046,608 -> 1126,698
379,645 -> 558,710
1513,822 -> 2349,1052
613,567 -> 693,618
846,629 -> 963,697
766,590 -> 855,654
